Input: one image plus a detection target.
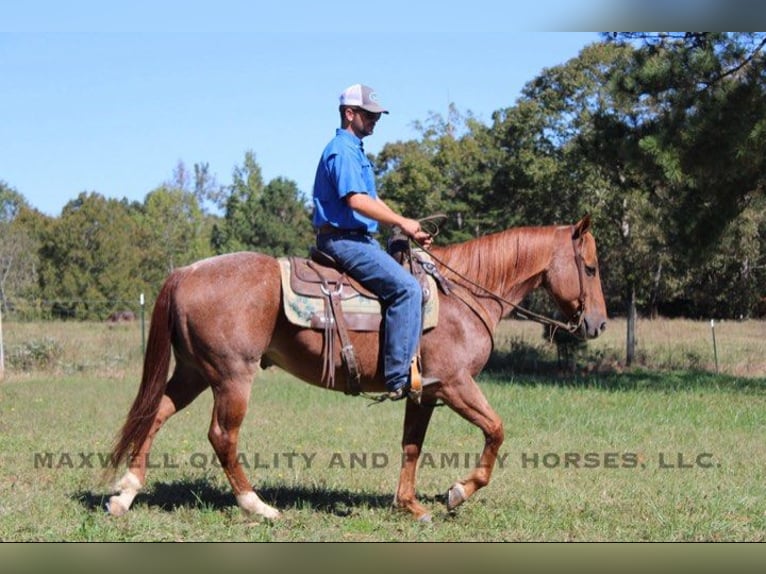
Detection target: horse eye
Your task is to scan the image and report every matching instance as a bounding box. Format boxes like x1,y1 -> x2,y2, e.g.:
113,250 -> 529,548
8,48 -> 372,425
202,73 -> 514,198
585,265 -> 596,277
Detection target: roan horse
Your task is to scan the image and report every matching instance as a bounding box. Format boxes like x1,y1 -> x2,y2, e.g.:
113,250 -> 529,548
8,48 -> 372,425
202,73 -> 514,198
106,215 -> 607,521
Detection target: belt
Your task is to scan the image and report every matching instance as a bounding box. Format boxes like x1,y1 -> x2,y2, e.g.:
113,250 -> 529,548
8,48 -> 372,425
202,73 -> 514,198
317,224 -> 370,236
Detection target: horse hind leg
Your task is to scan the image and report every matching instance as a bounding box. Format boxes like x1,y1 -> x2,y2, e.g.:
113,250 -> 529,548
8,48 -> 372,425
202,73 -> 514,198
107,364 -> 208,516
207,376 -> 280,520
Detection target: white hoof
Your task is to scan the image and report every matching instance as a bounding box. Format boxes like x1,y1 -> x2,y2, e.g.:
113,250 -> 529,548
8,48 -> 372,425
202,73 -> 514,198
107,471 -> 142,516
106,497 -> 128,517
446,482 -> 466,510
236,491 -> 281,520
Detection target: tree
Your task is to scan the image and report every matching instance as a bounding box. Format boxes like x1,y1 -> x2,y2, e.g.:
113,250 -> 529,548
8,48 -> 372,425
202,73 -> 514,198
138,185 -> 213,285
193,162 -> 227,216
0,183 -> 42,315
371,34 -> 765,330
377,105 -> 500,242
38,192 -> 145,319
605,32 -> 766,253
490,41 -> 664,362
0,219 -> 39,312
602,32 -> 766,321
212,151 -> 313,256
167,159 -> 228,216
0,181 -> 29,222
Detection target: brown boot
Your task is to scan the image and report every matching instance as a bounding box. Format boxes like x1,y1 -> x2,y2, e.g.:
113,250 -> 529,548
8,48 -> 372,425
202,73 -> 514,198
387,359 -> 439,402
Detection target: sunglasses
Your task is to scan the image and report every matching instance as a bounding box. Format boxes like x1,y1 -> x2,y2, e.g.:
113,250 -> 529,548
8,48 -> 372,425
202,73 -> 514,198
354,108 -> 382,121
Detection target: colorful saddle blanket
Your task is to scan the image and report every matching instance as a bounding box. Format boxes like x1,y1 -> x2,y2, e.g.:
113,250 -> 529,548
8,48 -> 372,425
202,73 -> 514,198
278,251 -> 439,332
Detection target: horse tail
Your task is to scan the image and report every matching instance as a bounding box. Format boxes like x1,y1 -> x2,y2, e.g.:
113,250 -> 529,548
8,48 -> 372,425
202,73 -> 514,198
106,269 -> 183,479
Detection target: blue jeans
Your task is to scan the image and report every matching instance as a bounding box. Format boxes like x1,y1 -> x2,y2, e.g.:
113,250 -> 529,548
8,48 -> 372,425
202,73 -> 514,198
316,232 -> 422,392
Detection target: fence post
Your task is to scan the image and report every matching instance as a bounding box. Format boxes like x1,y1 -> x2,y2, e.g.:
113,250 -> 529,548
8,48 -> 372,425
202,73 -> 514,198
710,319 -> 719,375
0,302 -> 4,381
140,292 -> 146,356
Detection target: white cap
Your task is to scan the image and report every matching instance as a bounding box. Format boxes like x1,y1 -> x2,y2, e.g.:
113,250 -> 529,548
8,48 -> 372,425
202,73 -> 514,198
339,84 -> 389,114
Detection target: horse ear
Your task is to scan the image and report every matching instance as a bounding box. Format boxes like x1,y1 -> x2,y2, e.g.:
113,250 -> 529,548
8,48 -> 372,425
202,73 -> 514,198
573,214 -> 591,239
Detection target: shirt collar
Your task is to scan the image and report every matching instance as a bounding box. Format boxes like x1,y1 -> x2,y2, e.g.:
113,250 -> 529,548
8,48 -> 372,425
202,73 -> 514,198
335,128 -> 363,149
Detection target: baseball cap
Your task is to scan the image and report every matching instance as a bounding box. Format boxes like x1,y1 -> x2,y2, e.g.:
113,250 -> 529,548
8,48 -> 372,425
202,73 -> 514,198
339,84 -> 389,114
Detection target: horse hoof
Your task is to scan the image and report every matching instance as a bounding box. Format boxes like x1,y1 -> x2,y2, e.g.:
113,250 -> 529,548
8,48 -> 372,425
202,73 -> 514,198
106,497 -> 128,517
240,504 -> 281,521
237,492 -> 281,520
261,507 -> 282,521
446,483 -> 466,510
417,513 -> 433,523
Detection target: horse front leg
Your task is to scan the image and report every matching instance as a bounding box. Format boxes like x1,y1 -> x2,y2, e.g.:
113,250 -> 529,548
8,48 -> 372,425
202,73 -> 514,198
394,398 -> 436,522
439,373 -> 504,512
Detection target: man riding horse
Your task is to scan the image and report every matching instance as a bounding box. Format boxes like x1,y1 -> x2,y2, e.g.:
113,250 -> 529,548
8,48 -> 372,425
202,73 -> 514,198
311,83 -> 434,401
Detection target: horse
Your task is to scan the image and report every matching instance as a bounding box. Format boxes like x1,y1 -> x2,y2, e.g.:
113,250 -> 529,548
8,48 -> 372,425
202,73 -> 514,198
105,215 -> 607,522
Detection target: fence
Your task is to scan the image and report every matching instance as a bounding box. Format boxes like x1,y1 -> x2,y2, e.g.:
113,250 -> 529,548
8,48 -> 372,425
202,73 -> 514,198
1,296 -> 149,322
0,295 -> 148,379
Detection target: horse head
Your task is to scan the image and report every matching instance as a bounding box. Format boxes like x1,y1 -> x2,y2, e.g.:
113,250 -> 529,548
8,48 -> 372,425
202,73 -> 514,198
545,215 -> 608,339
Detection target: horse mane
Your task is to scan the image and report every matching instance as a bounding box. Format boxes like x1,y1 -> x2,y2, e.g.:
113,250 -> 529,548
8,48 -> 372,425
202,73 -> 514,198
431,226 -> 559,296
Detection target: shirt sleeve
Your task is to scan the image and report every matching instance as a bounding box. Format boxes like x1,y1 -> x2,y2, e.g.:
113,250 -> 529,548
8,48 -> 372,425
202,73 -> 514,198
328,147 -> 373,199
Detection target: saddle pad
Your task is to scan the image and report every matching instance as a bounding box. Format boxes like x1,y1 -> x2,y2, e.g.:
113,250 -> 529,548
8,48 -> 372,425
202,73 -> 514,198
278,257 -> 439,332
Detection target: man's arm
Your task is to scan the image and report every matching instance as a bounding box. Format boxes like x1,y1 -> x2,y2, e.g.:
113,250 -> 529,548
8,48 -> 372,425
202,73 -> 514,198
346,193 -> 432,246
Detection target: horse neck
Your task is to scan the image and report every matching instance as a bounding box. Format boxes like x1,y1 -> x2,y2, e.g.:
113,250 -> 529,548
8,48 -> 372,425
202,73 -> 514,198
434,226 -> 556,314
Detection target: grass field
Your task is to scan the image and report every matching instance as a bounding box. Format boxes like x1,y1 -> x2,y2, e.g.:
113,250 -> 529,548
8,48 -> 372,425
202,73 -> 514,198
1,318 -> 764,541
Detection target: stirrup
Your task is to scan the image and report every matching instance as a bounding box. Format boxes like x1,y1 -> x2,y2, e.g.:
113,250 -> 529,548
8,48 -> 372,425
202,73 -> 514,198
386,375 -> 440,403
370,357 -> 441,405
367,386 -> 408,405
407,355 -> 441,404
387,385 -> 410,402
368,376 -> 440,405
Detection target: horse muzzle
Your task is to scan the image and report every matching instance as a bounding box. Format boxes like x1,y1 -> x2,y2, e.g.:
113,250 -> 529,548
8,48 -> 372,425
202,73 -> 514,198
581,313 -> 607,339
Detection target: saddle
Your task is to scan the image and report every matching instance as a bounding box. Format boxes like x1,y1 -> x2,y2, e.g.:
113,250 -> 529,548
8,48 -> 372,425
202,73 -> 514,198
278,237 -> 450,397
288,254 -> 385,331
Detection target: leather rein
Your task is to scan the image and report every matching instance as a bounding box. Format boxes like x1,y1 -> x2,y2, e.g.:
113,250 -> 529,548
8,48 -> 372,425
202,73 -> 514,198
416,218 -> 588,339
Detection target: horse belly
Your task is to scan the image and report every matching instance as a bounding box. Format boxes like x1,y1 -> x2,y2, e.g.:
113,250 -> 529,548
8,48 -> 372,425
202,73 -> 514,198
264,316 -> 386,392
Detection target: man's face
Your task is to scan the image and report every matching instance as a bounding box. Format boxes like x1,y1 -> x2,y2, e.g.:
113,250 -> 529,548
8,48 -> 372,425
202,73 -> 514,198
349,107 -> 382,138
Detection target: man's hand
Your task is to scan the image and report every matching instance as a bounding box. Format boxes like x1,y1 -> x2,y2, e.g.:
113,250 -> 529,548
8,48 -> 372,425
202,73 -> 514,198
345,194 -> 434,247
400,217 -> 433,248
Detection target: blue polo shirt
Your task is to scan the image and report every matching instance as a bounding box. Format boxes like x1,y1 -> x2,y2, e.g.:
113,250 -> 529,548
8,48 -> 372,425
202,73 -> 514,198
312,129 -> 379,233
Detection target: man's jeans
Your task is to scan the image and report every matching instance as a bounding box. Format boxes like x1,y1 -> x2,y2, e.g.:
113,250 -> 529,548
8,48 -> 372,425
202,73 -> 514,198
316,232 -> 422,391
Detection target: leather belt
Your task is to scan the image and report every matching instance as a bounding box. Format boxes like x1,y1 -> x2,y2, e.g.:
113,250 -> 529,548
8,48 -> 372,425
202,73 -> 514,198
317,224 -> 369,236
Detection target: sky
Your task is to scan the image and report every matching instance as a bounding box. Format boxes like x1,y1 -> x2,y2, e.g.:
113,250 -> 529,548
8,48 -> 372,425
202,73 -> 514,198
0,3 -> 613,216
5,1 -> 747,217
0,0 -> 616,216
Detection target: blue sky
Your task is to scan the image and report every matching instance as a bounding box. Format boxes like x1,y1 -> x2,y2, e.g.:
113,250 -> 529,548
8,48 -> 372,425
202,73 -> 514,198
1,4 -> 606,216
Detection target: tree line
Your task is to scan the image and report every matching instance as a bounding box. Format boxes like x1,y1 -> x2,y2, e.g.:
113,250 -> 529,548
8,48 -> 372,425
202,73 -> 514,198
2,33 -> 764,328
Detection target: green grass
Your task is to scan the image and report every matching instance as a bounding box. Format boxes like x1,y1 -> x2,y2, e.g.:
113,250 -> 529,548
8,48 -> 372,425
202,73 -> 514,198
1,368 -> 764,541
1,318 -> 764,540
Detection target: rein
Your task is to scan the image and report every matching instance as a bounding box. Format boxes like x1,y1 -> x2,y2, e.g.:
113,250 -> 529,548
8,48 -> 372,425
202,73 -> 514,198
416,221 -> 587,338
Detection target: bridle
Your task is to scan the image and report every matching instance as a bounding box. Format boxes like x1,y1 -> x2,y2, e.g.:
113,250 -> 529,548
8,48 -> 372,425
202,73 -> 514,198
416,222 -> 589,339
568,227 -> 588,333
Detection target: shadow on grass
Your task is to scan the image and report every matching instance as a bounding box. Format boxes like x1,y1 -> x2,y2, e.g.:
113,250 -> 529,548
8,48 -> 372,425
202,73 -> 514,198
74,478 -> 441,517
483,362 -> 766,393
483,338 -> 766,393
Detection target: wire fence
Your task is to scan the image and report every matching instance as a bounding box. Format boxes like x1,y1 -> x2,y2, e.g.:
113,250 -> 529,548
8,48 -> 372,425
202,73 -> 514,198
1,296 -> 149,322
0,296 -> 149,378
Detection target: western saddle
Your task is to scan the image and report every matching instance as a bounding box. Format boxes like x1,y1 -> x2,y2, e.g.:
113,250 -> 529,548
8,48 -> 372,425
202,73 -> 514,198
286,233 -> 449,401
